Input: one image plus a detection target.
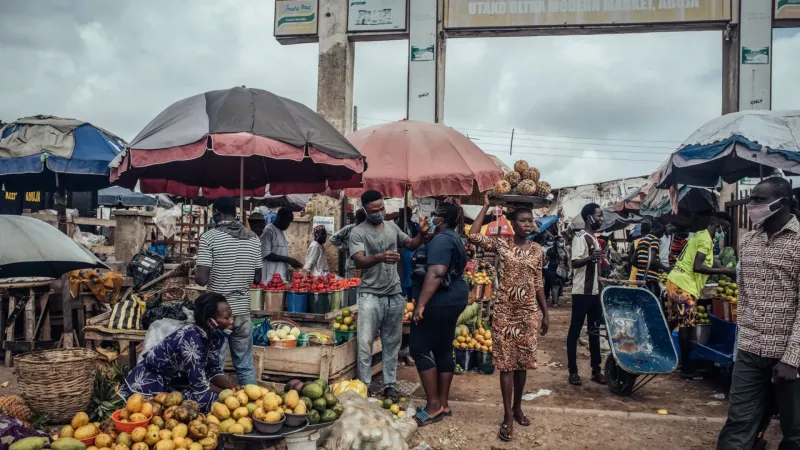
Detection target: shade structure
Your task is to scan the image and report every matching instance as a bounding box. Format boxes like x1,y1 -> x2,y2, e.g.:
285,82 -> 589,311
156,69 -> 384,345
111,87 -> 365,197
0,215 -> 108,278
598,209 -> 644,233
640,186 -> 718,218
656,110 -> 800,188
343,120 -> 504,199
97,186 -> 157,207
0,115 -> 124,192
536,215 -> 559,233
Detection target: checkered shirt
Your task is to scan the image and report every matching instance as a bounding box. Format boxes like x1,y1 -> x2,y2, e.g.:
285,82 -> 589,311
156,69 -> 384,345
737,216 -> 800,366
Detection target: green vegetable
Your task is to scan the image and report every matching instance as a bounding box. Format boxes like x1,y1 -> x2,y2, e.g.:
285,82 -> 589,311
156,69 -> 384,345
457,304 -> 479,326
307,410 -> 320,425
10,437 -> 48,450
313,378 -> 329,393
313,397 -> 328,413
321,409 -> 338,423
332,402 -> 344,418
302,383 -> 324,400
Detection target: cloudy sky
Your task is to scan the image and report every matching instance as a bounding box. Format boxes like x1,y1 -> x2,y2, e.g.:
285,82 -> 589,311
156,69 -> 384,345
1,1 -> 798,188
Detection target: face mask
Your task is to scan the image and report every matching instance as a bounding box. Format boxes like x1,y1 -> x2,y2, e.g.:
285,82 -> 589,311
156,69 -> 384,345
588,216 -> 601,231
747,198 -> 786,226
546,241 -> 554,247
558,242 -> 565,248
210,319 -> 232,339
366,213 -> 385,224
715,232 -> 724,241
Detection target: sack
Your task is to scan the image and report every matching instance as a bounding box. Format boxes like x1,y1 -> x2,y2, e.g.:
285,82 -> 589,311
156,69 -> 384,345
139,308 -> 194,363
319,391 -> 417,450
108,294 -> 146,330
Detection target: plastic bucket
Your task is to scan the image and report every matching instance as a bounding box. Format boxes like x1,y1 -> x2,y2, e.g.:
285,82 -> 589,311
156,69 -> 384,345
286,292 -> 308,313
330,290 -> 343,312
334,329 -> 357,345
454,349 -> 475,371
691,324 -> 711,345
309,293 -> 330,314
250,289 -> 265,311
475,351 -> 495,375
264,291 -> 285,313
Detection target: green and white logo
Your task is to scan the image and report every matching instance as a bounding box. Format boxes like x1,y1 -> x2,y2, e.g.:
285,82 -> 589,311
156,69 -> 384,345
742,47 -> 770,64
777,0 -> 800,10
411,45 -> 434,62
277,12 -> 316,28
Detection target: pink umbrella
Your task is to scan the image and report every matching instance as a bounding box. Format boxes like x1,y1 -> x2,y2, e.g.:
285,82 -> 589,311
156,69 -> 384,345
343,120 -> 503,198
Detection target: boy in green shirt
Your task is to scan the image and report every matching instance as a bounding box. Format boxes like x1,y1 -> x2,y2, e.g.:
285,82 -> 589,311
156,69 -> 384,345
666,211 -> 736,378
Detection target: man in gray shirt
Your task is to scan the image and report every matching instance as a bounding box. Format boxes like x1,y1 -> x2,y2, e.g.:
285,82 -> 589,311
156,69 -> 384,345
349,190 -> 428,399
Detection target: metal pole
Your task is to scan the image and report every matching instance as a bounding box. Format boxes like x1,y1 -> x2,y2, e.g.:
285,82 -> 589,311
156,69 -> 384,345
240,157 -> 246,227
509,129 -> 515,155
353,105 -> 358,133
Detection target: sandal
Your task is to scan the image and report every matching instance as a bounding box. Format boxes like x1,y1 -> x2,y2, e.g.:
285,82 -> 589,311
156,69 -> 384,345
414,408 -> 443,427
569,373 -> 582,386
498,423 -> 512,441
591,373 -> 607,385
514,413 -> 530,427
421,404 -> 452,417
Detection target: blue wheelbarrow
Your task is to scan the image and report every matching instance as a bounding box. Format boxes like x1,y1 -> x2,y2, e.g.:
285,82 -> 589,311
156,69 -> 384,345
599,285 -> 679,396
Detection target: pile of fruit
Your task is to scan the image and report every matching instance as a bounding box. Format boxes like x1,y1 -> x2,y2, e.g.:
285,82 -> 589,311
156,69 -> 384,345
0,395 -> 32,427
696,305 -> 711,325
288,273 -> 360,294
463,271 -> 491,286
375,396 -> 408,420
453,326 -> 492,352
403,301 -> 414,323
716,279 -> 739,303
490,160 -> 551,198
55,391 -> 220,450
282,379 -> 343,425
332,308 -> 356,331
253,274 -> 287,291
267,325 -> 301,343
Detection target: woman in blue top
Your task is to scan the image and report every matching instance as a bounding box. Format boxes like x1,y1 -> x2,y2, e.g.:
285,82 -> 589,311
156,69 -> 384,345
409,202 -> 468,427
118,293 -> 238,412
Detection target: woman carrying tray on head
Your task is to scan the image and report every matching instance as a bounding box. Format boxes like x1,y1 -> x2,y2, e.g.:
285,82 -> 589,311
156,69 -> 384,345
469,194 -> 549,442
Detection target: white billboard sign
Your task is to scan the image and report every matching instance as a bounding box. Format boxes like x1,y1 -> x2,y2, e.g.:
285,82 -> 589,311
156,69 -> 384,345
348,0 -> 407,32
407,0 -> 437,122
739,0 -> 772,110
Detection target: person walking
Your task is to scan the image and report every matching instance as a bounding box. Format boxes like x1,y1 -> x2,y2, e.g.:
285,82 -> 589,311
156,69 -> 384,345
349,190 -> 428,400
717,177 -> 800,449
330,208 -> 367,278
567,203 -> 606,386
261,207 -> 302,282
194,197 -> 262,385
470,195 -> 549,442
545,236 -> 570,307
666,210 -> 735,378
409,202 -> 468,427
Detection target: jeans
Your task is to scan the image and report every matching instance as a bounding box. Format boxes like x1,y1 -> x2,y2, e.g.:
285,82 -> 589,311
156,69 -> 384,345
218,314 -> 257,385
567,294 -> 602,375
717,350 -> 800,449
357,292 -> 405,388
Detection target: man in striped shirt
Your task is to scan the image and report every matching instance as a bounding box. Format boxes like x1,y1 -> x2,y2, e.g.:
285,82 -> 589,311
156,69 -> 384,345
195,197 -> 262,385
634,222 -> 669,296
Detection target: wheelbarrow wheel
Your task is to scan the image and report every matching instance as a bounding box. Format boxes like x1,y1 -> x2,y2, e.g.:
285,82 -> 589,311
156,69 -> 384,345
605,356 -> 637,396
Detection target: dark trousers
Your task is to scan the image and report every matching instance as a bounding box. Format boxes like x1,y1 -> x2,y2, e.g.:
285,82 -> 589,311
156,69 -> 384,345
409,304 -> 465,373
717,350 -> 800,450
567,294 -> 602,375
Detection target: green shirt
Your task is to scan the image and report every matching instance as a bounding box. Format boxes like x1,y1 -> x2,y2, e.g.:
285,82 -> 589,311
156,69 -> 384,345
667,230 -> 713,299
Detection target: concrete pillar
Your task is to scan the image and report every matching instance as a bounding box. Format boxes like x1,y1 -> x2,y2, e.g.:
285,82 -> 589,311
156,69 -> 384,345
112,210 -> 155,264
435,0 -> 446,123
316,0 -> 354,135
720,25 -> 740,214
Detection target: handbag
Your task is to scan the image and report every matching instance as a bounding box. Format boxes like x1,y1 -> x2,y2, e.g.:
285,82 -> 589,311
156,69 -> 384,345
108,294 -> 147,330
410,232 -> 466,289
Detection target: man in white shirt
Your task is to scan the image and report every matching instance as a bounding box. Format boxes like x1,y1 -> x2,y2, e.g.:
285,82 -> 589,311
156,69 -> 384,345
659,223 -> 676,267
304,225 -> 329,276
262,207 -> 302,281
567,203 -> 606,386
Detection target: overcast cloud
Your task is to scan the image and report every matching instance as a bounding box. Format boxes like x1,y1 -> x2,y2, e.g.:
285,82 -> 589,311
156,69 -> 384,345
1,1 -> 798,189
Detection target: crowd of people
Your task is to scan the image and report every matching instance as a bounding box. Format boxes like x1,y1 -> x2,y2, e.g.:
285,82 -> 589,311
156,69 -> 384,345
113,178 -> 800,448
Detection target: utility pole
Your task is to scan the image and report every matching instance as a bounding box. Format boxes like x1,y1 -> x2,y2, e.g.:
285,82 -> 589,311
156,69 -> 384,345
353,106 -> 358,133
509,129 -> 515,155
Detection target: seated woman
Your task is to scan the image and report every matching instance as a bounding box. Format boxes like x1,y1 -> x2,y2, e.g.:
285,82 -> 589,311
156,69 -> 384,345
118,292 -> 238,412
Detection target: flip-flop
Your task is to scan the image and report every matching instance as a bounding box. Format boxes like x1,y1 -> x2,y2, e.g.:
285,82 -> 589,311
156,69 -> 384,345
569,373 -> 582,386
421,404 -> 452,417
414,408 -> 443,427
498,423 -> 512,441
514,413 -> 531,427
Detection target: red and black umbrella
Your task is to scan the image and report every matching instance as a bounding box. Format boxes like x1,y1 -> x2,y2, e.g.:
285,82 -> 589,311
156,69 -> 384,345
111,87 -> 365,198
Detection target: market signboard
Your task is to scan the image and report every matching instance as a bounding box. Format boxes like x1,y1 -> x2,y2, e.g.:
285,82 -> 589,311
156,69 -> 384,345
274,0 -> 319,37
348,0 -> 408,32
444,0 -> 732,29
312,215 -> 335,235
775,0 -> 800,20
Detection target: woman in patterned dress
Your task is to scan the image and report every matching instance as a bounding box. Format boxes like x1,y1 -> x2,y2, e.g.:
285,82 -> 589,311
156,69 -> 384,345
469,194 -> 550,442
118,293 -> 238,412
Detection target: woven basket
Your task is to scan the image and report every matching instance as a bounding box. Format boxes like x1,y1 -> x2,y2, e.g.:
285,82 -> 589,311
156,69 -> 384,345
14,348 -> 98,422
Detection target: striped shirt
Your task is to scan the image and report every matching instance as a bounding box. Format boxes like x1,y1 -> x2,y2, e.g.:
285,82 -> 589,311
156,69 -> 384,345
634,234 -> 661,282
197,228 -> 262,316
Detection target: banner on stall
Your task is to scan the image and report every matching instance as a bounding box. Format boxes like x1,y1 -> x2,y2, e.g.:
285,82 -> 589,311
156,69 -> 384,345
313,215 -> 335,235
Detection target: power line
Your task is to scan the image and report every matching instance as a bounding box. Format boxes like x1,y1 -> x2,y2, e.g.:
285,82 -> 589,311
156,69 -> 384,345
483,148 -> 665,163
476,141 -> 673,156
452,130 -> 677,150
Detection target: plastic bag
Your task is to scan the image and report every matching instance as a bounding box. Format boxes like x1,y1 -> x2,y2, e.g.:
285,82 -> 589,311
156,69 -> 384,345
484,215 -> 514,237
319,391 -> 417,450
153,205 -> 183,239
139,307 -> 194,363
141,298 -> 192,330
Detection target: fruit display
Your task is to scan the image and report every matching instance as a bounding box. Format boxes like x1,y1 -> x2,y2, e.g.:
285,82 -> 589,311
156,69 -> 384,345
403,301 -> 414,323
696,305 -> 711,325
490,160 -> 551,198
493,180 -> 512,195
517,179 -> 537,196
464,271 -> 491,286
56,390 -> 220,450
715,279 -> 739,302
251,274 -> 287,291
288,273 -> 360,294
267,325 -> 300,343
535,180 -> 552,197
329,379 -> 368,399
332,308 -> 356,331
456,303 -> 480,329
375,396 -> 408,420
521,167 -> 540,183
282,379 -> 344,426
0,395 -> 32,426
453,326 -> 492,352
513,160 -> 529,173
503,171 -> 521,188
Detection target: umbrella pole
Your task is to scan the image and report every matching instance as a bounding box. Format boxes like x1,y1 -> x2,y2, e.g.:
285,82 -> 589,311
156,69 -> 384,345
240,157 -> 247,227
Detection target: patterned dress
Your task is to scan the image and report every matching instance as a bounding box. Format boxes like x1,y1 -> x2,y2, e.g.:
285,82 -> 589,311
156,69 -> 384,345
118,324 -> 225,412
471,235 -> 544,372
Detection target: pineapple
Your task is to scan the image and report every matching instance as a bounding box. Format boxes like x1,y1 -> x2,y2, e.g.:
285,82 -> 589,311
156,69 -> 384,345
521,167 -> 540,183
0,395 -> 31,422
504,171 -> 521,188
513,160 -> 529,174
535,181 -> 552,197
517,179 -> 537,196
493,180 -> 512,195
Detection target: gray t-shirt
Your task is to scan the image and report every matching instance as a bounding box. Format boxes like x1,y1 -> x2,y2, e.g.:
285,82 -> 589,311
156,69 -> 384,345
261,223 -> 289,282
349,221 -> 410,296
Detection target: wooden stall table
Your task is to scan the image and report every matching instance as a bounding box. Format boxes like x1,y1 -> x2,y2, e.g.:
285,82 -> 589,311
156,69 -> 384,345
83,324 -> 146,364
0,279 -> 56,366
251,304 -> 359,330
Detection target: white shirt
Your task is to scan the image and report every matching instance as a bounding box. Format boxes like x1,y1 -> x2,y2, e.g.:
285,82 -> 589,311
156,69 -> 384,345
304,241 -> 329,277
571,230 -> 601,296
659,235 -> 671,267
261,223 -> 289,282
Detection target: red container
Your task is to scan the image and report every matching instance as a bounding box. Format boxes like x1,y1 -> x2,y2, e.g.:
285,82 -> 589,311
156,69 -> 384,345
78,435 -> 97,447
112,409 -> 152,433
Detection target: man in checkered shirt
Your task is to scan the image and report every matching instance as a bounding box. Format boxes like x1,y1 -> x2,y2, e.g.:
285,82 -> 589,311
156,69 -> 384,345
718,177 -> 800,449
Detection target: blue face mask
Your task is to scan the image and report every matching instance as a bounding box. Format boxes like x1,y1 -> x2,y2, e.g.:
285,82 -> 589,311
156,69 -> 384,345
546,241 -> 554,247
210,319 -> 232,340
558,242 -> 565,248
367,213 -> 385,224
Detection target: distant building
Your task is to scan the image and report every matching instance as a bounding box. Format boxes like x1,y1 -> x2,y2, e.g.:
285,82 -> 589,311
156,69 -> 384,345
546,175 -> 649,228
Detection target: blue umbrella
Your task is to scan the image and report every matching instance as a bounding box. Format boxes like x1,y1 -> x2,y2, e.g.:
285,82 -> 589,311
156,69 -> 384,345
97,186 -> 157,207
0,115 -> 125,192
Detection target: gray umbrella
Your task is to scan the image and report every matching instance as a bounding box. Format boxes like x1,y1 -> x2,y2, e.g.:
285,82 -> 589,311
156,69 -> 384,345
0,215 -> 108,278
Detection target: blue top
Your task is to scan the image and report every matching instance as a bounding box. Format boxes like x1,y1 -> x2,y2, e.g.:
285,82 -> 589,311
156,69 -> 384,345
413,229 -> 468,307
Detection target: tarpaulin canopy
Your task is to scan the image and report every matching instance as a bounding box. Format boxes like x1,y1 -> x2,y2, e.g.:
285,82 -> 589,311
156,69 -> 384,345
640,186 -> 718,217
343,120 -> 504,198
111,87 -> 365,197
536,215 -> 558,233
656,110 -> 800,188
0,115 -> 124,192
98,186 -> 157,207
598,209 -> 644,233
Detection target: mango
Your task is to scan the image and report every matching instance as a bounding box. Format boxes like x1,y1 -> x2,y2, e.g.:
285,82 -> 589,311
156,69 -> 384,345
74,424 -> 99,440
60,425 -> 75,439
10,437 -> 48,450
71,412 -> 90,430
